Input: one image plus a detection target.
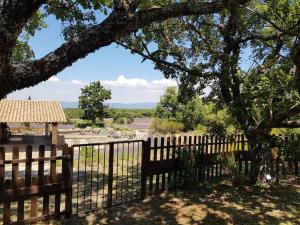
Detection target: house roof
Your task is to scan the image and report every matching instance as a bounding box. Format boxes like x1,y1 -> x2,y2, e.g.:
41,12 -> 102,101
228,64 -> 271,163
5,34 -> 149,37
0,99 -> 67,123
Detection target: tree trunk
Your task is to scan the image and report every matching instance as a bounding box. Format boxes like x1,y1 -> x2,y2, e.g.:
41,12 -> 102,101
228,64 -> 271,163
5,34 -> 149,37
246,131 -> 273,185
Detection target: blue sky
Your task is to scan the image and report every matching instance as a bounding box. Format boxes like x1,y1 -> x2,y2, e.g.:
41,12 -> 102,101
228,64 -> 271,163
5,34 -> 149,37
9,14 -> 251,103
9,15 -> 175,103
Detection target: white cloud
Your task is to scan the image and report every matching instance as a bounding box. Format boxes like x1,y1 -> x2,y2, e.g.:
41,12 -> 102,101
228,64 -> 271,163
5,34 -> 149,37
102,75 -> 177,90
49,76 -> 60,82
102,75 -> 148,87
71,80 -> 85,85
8,75 -> 179,103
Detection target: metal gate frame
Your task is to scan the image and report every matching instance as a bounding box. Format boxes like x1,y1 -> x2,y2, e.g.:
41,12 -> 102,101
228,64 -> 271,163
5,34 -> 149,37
72,140 -> 145,214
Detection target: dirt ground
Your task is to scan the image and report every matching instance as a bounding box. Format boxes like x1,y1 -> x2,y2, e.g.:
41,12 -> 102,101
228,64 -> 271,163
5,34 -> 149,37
46,177 -> 300,225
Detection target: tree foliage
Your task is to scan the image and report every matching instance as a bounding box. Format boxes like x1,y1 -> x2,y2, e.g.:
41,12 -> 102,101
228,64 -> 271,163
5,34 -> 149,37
154,86 -> 205,131
122,0 -> 300,134
154,86 -> 237,134
79,81 -> 111,123
0,0 -> 247,98
120,0 -> 300,183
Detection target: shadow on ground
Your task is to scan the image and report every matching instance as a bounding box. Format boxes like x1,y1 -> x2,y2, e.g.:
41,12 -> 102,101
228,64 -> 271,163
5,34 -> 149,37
51,176 -> 300,225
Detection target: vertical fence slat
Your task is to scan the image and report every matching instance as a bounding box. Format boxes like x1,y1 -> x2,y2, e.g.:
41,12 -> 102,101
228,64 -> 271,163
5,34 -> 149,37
64,145 -> 73,218
12,147 -> 19,189
3,180 -> 12,225
242,135 -> 248,175
141,140 -> 149,199
38,145 -> 45,187
166,137 -> 171,187
193,136 -> 197,183
214,135 -> 218,179
172,136 -> 177,187
154,137 -> 159,194
178,136 -> 182,184
148,138 -> 154,194
25,146 -> 32,187
54,174 -> 61,218
237,134 -> 242,172
30,177 -> 38,219
43,175 -> 50,217
11,146 -> 22,223
50,145 -> 57,183
107,143 -> 114,207
160,137 -> 165,191
0,147 -> 5,192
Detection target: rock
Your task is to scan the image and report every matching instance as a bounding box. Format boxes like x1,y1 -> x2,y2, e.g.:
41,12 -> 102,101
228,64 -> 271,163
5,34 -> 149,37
85,126 -> 92,132
92,128 -> 102,134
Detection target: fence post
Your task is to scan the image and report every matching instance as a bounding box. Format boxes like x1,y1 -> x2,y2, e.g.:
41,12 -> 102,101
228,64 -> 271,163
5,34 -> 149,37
63,144 -> 73,218
107,143 -> 114,207
141,140 -> 150,199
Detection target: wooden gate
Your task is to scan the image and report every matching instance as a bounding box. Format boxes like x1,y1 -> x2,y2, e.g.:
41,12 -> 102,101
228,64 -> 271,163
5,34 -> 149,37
0,144 -> 73,225
72,140 -> 143,214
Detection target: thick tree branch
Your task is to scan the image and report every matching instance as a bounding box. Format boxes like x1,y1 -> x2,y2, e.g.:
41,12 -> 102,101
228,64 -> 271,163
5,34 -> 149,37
259,103 -> 300,129
294,44 -> 300,94
0,0 -> 249,97
273,120 -> 300,128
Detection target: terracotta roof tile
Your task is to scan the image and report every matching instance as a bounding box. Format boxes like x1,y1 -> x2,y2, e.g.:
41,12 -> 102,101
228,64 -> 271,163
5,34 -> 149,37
0,99 -> 67,123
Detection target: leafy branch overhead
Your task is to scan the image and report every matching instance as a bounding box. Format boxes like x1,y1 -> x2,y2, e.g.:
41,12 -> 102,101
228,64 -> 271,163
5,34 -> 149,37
119,0 -> 300,134
0,0 -> 248,98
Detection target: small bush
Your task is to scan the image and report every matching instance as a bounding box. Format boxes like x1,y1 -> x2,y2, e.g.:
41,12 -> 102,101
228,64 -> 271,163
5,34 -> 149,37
207,121 -> 226,136
217,153 -> 248,186
195,124 -> 208,134
113,112 -> 134,124
175,147 -> 199,188
150,118 -> 184,134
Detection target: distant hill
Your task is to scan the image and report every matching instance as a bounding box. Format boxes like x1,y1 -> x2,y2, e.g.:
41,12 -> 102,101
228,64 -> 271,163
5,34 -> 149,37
61,101 -> 79,109
61,101 -> 157,109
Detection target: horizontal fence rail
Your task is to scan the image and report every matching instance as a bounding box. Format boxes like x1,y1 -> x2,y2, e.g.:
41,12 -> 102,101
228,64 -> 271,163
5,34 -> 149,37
0,144 -> 73,225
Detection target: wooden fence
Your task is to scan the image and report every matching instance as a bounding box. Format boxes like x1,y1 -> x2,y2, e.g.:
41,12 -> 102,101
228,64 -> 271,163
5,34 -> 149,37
141,134 -> 300,196
0,144 -> 73,225
0,134 -> 299,224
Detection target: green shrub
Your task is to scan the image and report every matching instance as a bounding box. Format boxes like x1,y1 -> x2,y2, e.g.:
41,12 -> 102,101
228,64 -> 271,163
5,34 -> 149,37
195,124 -> 208,134
113,112 -> 134,124
106,108 -> 154,118
150,118 -> 184,134
207,121 -> 226,136
175,146 -> 199,188
217,153 -> 248,186
64,108 -> 84,119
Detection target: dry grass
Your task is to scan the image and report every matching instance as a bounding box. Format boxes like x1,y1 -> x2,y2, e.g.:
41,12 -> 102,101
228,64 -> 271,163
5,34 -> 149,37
46,176 -> 300,225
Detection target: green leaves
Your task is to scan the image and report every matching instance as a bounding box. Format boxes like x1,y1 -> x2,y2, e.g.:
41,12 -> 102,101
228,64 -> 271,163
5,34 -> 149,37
154,86 -> 206,131
79,81 -> 112,123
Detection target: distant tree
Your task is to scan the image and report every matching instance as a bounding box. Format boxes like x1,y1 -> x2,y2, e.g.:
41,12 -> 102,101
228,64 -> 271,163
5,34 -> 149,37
79,81 -> 111,124
155,86 -> 205,131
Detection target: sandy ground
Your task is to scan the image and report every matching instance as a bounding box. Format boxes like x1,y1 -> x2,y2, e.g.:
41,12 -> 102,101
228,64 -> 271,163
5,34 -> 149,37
44,177 -> 300,225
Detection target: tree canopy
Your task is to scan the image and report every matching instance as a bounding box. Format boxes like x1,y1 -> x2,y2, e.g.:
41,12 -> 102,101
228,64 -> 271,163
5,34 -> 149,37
79,81 -> 111,123
120,0 -> 300,137
155,86 -> 205,131
0,0 -> 248,98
